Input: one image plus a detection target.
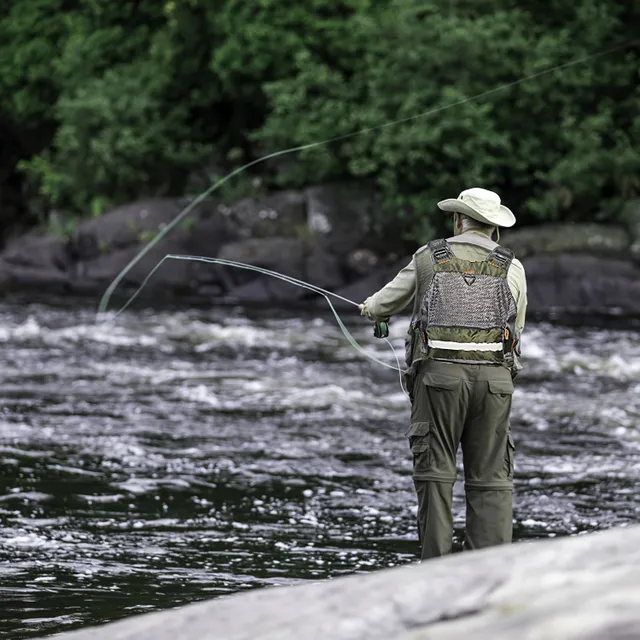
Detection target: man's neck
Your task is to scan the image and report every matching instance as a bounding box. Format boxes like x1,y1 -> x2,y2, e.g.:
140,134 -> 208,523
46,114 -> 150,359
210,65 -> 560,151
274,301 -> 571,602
448,229 -> 498,249
457,228 -> 493,238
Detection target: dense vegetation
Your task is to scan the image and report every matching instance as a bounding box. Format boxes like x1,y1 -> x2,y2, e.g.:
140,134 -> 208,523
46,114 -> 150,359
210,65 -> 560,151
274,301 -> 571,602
1,0 -> 638,244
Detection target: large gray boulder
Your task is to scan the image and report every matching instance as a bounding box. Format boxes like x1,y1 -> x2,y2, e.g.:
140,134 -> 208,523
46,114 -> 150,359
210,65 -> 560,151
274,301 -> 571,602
223,190 -> 307,239
1,231 -> 70,271
305,247 -> 346,291
219,237 -> 308,302
305,183 -> 378,256
621,198 -> 640,262
69,199 -> 196,260
501,223 -> 629,259
45,525 -> 640,640
523,254 -> 640,314
0,232 -> 72,292
327,256 -> 412,310
67,198 -> 237,293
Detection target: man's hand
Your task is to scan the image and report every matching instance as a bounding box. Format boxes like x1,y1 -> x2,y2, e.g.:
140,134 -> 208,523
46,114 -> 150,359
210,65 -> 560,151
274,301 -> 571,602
359,303 -> 369,318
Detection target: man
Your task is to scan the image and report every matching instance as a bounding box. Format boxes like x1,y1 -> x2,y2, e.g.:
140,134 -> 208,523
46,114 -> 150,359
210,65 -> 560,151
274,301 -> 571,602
360,187 -> 527,561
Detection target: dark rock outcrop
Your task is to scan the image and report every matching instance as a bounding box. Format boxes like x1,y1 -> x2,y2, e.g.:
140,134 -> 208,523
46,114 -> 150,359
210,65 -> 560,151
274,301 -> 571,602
305,248 -> 346,291
306,183 -> 377,256
501,223 -> 630,259
328,257 -> 412,310
523,254 -> 640,315
219,237 -> 307,302
2,191 -> 640,317
224,190 -> 307,239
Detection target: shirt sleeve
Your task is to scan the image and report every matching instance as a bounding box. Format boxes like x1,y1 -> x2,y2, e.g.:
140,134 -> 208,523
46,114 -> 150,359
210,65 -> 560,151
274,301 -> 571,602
361,257 -> 416,320
507,258 -> 528,338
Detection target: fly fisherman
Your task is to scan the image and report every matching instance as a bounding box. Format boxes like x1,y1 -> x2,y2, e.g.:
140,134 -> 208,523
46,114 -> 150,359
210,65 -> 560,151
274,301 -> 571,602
360,188 -> 527,560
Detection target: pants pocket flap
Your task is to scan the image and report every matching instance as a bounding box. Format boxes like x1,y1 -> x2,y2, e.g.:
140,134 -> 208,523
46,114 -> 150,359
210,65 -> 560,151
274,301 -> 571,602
405,421 -> 431,438
422,372 -> 461,391
488,379 -> 514,395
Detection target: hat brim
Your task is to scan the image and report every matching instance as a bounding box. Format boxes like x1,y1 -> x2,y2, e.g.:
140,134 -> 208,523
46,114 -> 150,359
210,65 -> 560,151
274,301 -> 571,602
437,199 -> 516,228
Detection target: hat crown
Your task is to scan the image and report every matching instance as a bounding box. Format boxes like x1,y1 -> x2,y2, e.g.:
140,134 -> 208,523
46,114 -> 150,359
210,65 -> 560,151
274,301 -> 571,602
459,188 -> 501,209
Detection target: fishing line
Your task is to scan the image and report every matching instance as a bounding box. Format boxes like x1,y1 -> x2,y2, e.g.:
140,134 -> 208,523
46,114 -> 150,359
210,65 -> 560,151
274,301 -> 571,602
101,252 -> 410,395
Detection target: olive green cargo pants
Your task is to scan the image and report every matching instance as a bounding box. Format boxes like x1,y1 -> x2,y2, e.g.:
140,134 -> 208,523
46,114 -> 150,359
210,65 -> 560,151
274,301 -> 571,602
406,359 -> 515,560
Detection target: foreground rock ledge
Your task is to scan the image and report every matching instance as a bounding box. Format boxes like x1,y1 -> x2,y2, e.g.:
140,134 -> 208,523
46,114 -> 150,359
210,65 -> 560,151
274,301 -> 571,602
48,525 -> 640,640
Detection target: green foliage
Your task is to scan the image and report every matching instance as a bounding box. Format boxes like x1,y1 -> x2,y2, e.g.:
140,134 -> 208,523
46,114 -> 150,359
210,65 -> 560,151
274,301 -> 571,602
0,0 -> 638,245
256,0 -> 640,241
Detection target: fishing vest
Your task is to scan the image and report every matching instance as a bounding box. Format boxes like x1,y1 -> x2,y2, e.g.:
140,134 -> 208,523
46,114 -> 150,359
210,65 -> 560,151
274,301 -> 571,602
416,237 -> 518,365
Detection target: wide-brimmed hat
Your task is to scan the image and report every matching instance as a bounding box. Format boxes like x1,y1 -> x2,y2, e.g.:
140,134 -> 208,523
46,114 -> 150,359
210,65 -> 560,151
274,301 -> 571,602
437,187 -> 515,228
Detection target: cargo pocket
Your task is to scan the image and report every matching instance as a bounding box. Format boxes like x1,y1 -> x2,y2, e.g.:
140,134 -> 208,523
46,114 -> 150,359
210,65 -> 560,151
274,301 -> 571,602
405,421 -> 433,475
488,378 -> 514,397
504,432 -> 515,480
487,378 -> 514,428
418,372 -> 462,429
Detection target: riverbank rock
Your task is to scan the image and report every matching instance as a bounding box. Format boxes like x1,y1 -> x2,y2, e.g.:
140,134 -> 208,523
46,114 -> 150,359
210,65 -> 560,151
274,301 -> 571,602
44,525 -> 640,640
306,183 -> 377,256
224,190 -> 307,239
346,248 -> 379,277
501,223 -> 630,259
2,189 -> 640,317
2,231 -> 71,272
524,254 -> 640,315
328,256 -> 412,310
0,232 -> 73,292
219,237 -> 307,302
622,198 -> 640,263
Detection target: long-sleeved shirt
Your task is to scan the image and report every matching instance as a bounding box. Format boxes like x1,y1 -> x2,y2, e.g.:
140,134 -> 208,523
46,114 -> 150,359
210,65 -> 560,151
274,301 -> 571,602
362,229 -> 528,352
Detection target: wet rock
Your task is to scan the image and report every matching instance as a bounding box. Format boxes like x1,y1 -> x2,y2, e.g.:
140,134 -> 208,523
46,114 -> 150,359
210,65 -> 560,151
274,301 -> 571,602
501,223 -> 629,259
305,248 -> 345,291
327,256 -> 412,311
0,258 -> 70,291
69,199 -> 192,260
220,237 -> 307,301
621,199 -> 640,263
2,232 -> 70,272
224,277 -> 305,303
46,525 -> 640,640
346,249 -> 379,277
71,245 -> 194,292
64,199 -> 235,295
523,254 -> 640,314
225,190 -> 307,239
0,233 -> 71,292
306,183 -> 378,256
218,237 -> 305,271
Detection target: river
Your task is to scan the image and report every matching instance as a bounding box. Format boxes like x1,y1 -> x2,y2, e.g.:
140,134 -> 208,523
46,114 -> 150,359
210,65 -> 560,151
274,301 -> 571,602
1,296 -> 639,639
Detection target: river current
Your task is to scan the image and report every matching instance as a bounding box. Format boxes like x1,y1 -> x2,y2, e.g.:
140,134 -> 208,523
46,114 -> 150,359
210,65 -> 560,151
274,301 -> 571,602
1,297 -> 639,638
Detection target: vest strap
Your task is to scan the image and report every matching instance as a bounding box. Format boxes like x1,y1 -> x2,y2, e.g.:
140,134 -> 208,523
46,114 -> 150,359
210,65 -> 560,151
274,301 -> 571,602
486,245 -> 514,270
427,239 -> 454,266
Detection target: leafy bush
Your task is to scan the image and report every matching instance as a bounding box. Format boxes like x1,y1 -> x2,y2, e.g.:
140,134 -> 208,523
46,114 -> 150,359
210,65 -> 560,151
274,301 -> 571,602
0,0 -> 638,245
